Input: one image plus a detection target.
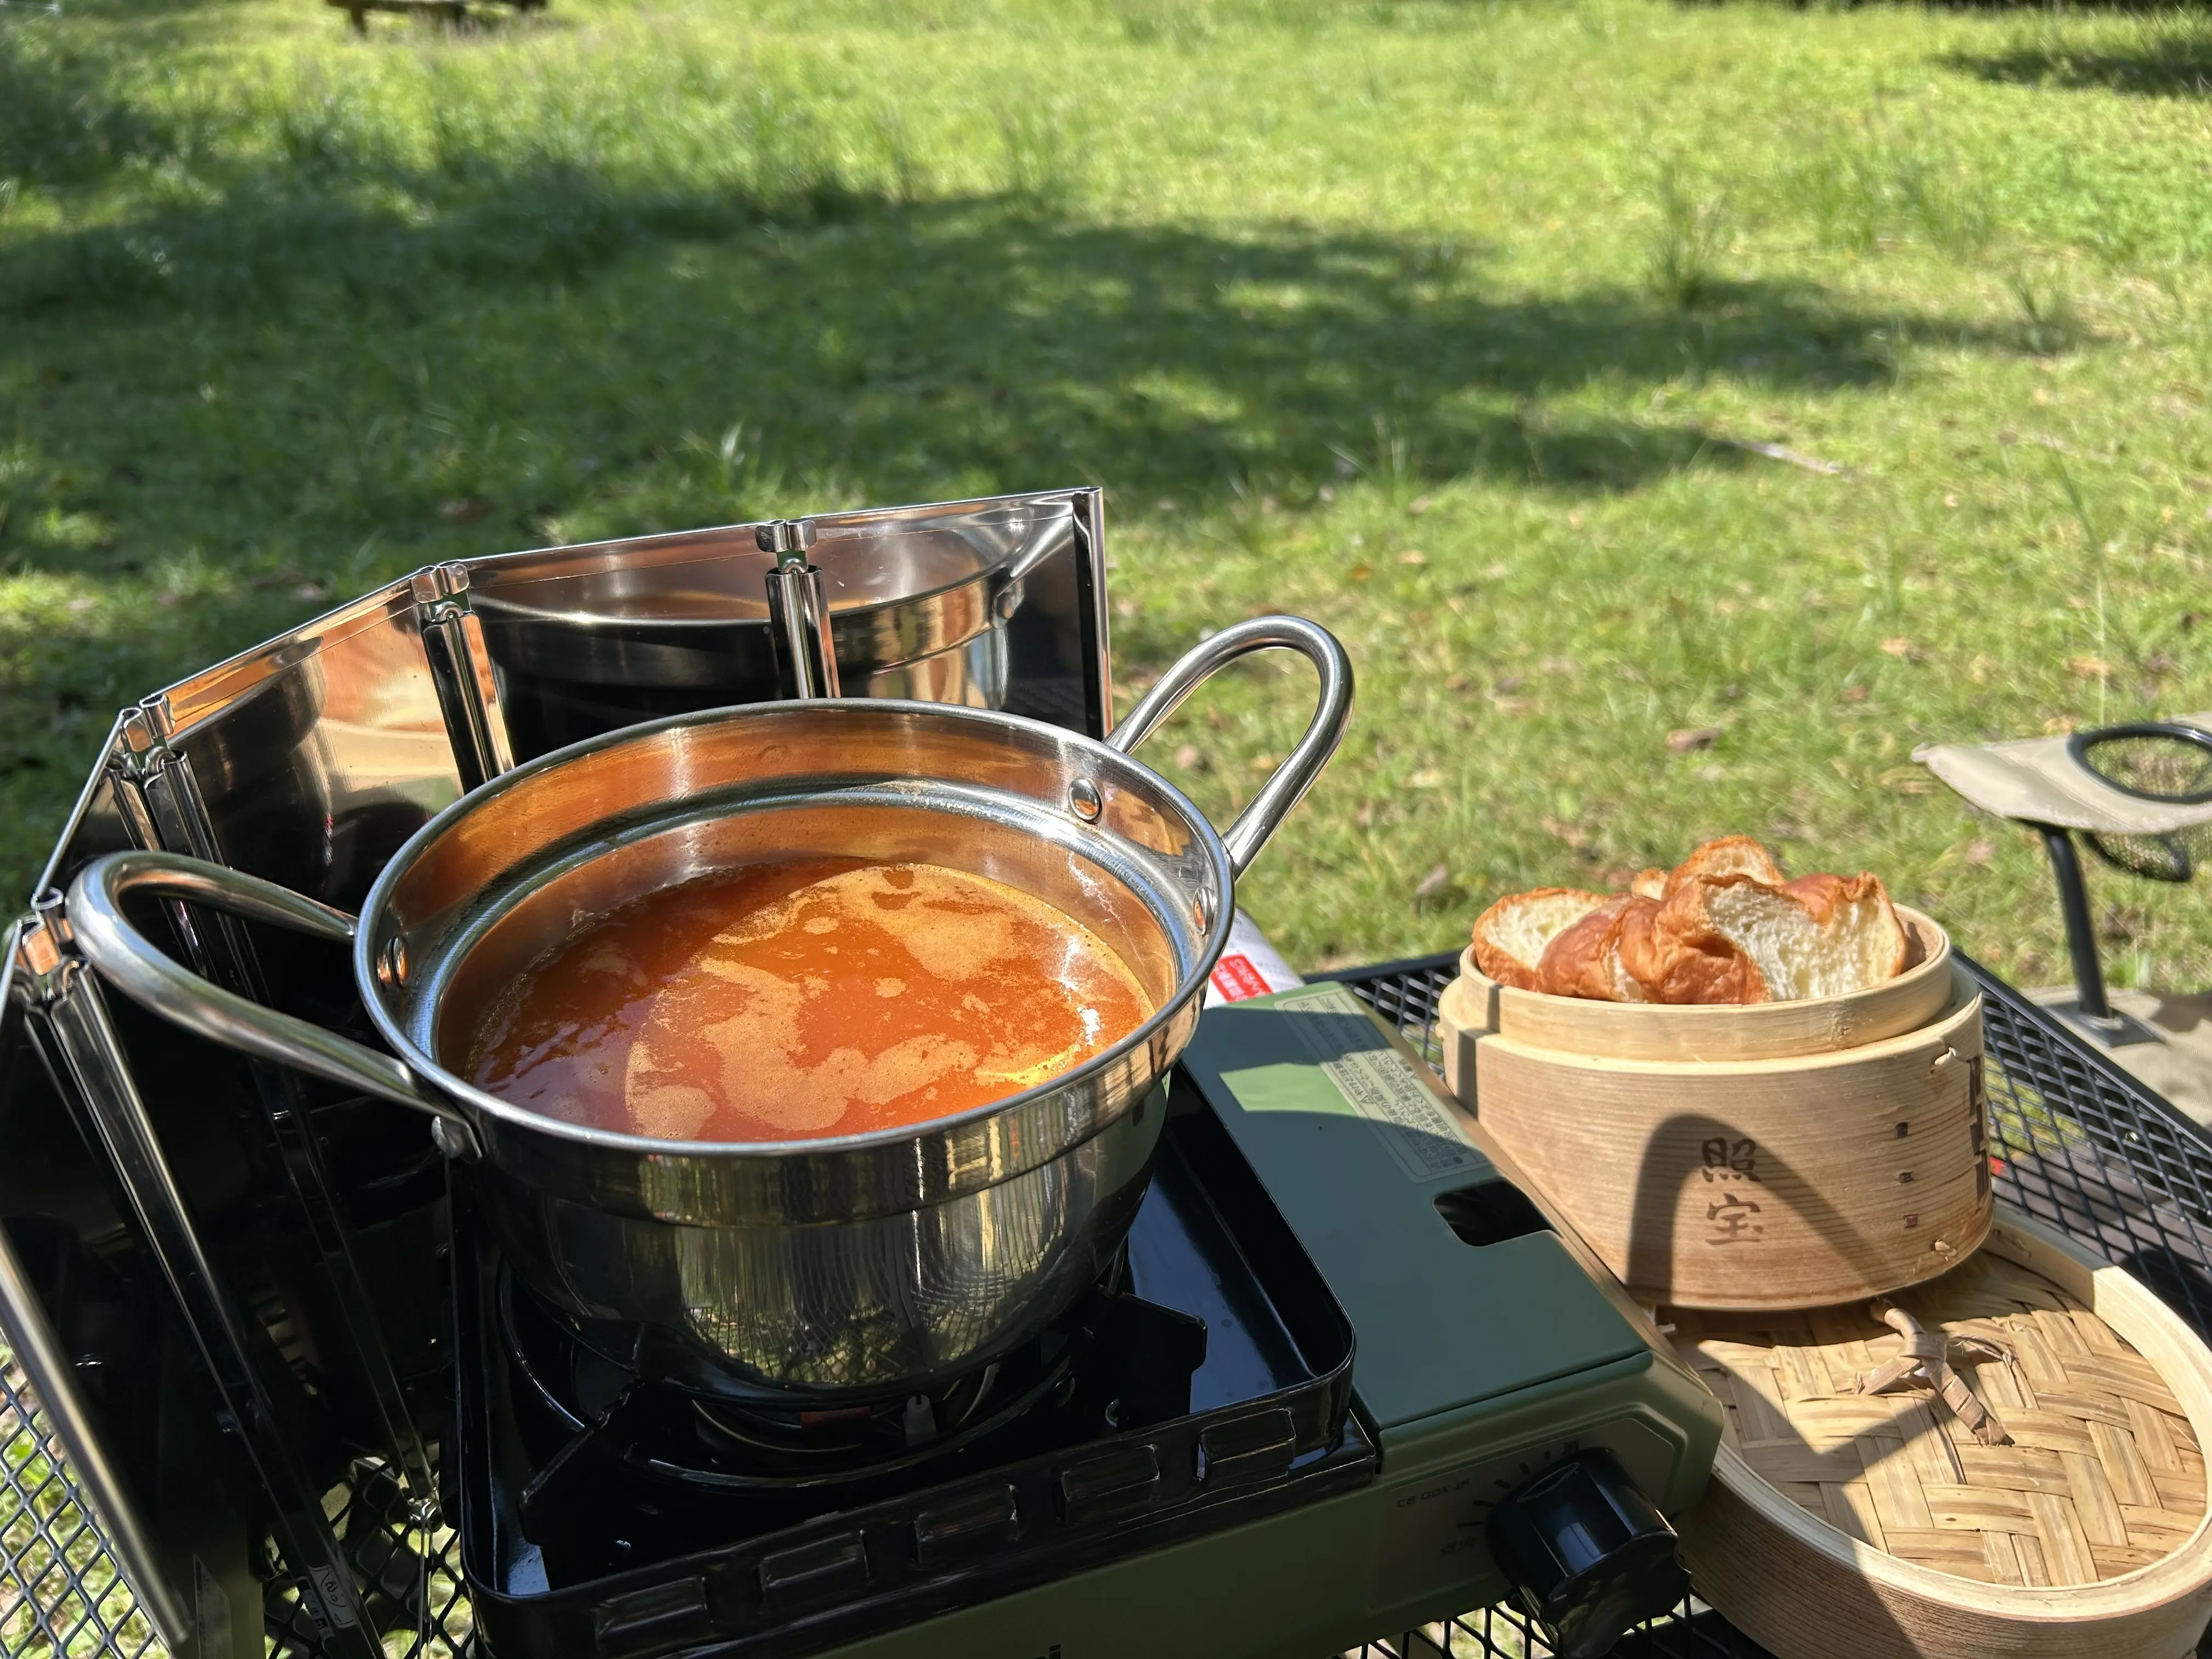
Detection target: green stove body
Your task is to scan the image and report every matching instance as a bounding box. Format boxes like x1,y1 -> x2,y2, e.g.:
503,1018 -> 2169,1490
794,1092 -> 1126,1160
813,983 -> 1724,1658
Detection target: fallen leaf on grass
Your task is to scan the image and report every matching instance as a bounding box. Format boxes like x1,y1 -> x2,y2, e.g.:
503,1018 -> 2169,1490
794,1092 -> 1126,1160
1413,862 -> 1454,901
1725,439 -> 1848,476
1540,815 -> 1589,848
1841,685 -> 1870,704
1490,697 -> 1531,717
1397,549 -> 1426,565
1347,563 -> 1373,583
1409,768 -> 1444,788
1879,637 -> 1916,658
2067,656 -> 2111,680
1248,753 -> 1279,773
1408,496 -> 1431,516
438,498 -> 491,523
1666,726 -> 1722,753
1173,744 -> 1202,770
1880,766 -> 1936,795
1966,838 -> 1995,865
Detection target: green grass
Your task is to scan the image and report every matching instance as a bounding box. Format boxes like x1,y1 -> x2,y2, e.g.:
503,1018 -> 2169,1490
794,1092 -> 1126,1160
4,0 -> 2212,990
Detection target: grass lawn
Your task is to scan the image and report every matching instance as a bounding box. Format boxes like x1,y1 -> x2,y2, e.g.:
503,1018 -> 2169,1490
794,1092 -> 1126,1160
4,0 -> 2212,986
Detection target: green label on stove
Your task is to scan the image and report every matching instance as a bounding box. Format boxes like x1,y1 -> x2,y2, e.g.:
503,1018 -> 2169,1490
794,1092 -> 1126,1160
1256,983 -> 1484,1181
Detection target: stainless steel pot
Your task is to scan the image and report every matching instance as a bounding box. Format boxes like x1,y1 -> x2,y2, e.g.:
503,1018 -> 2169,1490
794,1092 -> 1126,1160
65,616 -> 1352,1399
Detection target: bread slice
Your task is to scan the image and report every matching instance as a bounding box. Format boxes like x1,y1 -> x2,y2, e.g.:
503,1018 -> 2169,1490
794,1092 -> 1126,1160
1629,867 -> 1668,901
1617,895 -> 1770,1005
1537,895 -> 1657,1002
1657,872 -> 1906,1001
1663,835 -> 1785,898
1471,888 -> 1606,990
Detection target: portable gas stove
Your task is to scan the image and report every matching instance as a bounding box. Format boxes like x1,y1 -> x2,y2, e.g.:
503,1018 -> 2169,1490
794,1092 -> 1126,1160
443,983 -> 1717,1659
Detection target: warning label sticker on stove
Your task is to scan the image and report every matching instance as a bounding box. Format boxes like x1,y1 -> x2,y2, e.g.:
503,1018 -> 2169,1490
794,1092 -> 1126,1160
1372,1466 -> 1500,1606
1271,983 -> 1483,1182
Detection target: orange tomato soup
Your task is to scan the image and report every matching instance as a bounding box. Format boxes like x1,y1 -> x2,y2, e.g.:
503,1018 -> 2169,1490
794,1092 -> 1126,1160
467,859 -> 1154,1143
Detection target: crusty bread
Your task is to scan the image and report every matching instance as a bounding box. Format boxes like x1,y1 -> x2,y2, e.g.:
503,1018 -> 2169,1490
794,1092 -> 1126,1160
1782,872 -> 1910,985
1657,872 -> 1906,1001
1617,896 -> 1770,1005
1471,888 -> 1606,990
1536,895 -> 1657,1003
1470,837 -> 1906,1006
1663,835 -> 1785,898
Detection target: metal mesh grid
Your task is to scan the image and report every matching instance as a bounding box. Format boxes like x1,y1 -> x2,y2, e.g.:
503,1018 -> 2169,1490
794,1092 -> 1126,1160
10,952 -> 2212,1659
0,1351 -> 159,1659
1342,1598 -> 1769,1658
261,1463 -> 470,1659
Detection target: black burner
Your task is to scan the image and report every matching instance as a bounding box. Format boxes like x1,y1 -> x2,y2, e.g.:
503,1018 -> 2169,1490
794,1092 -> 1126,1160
495,1242 -> 1205,1505
452,1103 -> 1376,1659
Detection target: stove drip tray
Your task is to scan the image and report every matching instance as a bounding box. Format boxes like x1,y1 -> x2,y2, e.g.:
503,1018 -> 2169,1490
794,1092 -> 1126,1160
498,1246 -> 1214,1522
453,1108 -> 1374,1659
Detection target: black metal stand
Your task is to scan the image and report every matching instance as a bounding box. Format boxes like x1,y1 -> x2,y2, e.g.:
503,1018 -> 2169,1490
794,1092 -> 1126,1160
2036,823 -> 2113,1023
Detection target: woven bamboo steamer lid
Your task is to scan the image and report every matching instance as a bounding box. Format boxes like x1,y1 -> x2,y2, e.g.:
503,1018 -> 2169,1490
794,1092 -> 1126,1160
1438,907 -> 1953,1074
1437,932 -> 1991,1310
1670,1206 -> 2212,1658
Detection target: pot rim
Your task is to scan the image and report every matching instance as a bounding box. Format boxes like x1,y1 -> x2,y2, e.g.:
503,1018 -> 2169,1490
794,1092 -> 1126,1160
466,548 -> 1012,635
353,696 -> 1238,1161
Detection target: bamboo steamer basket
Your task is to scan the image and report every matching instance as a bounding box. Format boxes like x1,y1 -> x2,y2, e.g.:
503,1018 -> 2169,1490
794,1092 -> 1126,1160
1435,912 -> 1990,1310
1668,1207 -> 2212,1658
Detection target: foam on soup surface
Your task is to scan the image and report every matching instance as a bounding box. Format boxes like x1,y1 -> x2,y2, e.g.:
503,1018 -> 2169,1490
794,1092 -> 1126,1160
467,859 -> 1155,1142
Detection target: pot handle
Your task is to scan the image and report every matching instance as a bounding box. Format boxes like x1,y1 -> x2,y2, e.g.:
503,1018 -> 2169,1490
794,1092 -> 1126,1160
1108,614 -> 1353,877
64,851 -> 481,1155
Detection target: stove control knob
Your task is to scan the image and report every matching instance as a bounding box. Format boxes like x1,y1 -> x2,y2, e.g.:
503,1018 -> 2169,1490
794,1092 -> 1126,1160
1484,1448 -> 1690,1659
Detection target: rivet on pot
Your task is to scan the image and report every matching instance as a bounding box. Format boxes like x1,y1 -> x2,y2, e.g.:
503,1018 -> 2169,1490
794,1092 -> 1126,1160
1069,779 -> 1103,821
378,935 -> 408,988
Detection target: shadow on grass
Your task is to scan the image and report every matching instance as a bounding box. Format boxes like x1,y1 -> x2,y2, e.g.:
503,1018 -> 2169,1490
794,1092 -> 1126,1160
1952,37 -> 2212,97
1945,8 -> 2212,98
0,14 -> 179,188
0,166 -> 2017,509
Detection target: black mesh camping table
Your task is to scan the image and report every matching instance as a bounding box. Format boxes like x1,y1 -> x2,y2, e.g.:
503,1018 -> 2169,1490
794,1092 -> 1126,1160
7,951 -> 2212,1659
